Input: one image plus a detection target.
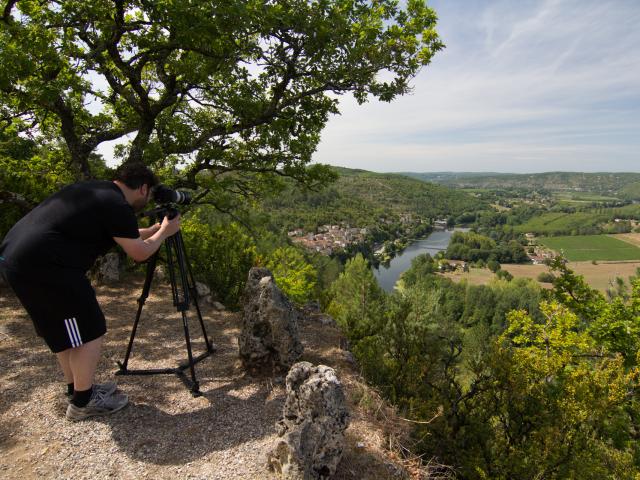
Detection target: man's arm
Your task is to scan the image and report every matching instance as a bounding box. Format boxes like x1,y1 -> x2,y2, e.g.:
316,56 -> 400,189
139,223 -> 161,240
114,215 -> 181,262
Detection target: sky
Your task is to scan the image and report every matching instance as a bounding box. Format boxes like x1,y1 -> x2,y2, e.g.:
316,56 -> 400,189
312,0 -> 640,173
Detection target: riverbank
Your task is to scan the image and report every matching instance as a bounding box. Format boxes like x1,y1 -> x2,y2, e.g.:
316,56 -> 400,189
373,230 -> 457,291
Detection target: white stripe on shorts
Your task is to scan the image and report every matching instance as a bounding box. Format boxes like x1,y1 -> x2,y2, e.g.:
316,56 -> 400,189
64,318 -> 83,348
64,318 -> 77,348
71,317 -> 83,346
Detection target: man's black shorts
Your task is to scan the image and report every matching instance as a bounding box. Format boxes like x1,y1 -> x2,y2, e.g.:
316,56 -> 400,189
2,268 -> 106,353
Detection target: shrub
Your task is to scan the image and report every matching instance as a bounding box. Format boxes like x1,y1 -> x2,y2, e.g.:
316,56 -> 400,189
181,217 -> 256,309
487,259 -> 501,273
496,269 -> 513,281
266,246 -> 317,304
537,272 -> 556,283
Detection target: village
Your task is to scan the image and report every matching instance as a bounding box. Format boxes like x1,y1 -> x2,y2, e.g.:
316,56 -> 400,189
287,214 -> 435,256
288,224 -> 370,255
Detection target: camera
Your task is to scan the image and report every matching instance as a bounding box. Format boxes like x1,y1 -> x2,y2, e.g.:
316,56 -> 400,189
152,185 -> 192,205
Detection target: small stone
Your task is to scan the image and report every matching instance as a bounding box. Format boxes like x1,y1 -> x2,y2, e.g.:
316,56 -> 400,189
212,301 -> 226,311
317,314 -> 335,327
195,281 -> 211,298
94,252 -> 120,284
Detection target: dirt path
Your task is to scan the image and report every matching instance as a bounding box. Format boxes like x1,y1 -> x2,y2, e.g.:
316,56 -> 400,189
0,277 -> 406,479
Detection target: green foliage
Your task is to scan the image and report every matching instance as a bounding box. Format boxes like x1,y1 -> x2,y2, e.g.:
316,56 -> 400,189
546,257 -> 607,323
327,254 -> 385,344
398,253 -> 438,288
537,271 -> 556,283
446,231 -> 528,263
464,304 -> 640,479
494,269 -> 512,281
487,259 -> 500,272
260,167 -> 485,233
311,255 -> 344,309
328,250 -> 640,477
180,213 -> 256,309
265,246 -> 317,304
0,126 -> 115,238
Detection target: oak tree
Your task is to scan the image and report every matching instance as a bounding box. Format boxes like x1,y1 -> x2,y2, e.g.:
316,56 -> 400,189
0,0 -> 443,208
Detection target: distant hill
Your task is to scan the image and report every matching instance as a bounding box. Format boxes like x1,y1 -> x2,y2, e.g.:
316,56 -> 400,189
399,172 -> 509,183
400,171 -> 640,198
262,167 -> 486,231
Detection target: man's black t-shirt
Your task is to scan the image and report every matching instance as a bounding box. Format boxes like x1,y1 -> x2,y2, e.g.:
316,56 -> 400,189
0,181 -> 139,276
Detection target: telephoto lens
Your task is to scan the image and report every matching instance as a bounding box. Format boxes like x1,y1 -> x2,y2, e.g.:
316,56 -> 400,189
152,185 -> 192,205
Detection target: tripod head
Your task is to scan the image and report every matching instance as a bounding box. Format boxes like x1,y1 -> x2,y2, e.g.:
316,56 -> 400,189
141,205 -> 181,221
140,185 -> 209,222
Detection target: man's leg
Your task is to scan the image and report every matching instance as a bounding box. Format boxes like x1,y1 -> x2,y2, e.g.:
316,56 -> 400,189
62,335 -> 104,391
56,350 -> 74,384
64,334 -> 128,420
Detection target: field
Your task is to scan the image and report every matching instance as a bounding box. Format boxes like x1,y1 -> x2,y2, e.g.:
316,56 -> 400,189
513,212 -> 606,235
554,192 -> 619,205
539,235 -> 640,261
444,261 -> 640,293
615,233 -> 640,248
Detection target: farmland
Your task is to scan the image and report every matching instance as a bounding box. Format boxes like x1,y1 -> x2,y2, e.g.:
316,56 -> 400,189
443,261 -> 640,293
539,235 -> 640,261
615,233 -> 640,248
513,212 -> 606,235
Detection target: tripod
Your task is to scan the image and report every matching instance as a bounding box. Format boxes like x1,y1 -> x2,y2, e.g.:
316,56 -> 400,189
116,208 -> 215,396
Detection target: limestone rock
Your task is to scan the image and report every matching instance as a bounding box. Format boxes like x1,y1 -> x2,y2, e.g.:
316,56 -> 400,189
212,301 -> 226,311
195,281 -> 211,298
155,264 -> 166,281
314,314 -> 336,327
194,282 -> 214,305
301,301 -> 321,315
94,252 -> 120,284
268,362 -> 350,479
239,267 -> 303,373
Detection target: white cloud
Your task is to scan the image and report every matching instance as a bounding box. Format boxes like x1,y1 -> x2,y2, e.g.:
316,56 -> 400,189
314,0 -> 640,172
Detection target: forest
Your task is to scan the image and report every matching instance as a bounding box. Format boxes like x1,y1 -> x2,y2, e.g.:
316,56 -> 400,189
329,254 -> 640,479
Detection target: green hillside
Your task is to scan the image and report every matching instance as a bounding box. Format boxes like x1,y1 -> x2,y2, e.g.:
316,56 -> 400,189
262,167 -> 487,231
621,181 -> 640,200
402,171 -> 640,196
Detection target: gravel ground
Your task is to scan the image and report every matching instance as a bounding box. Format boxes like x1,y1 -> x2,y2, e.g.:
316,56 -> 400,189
0,276 -> 410,479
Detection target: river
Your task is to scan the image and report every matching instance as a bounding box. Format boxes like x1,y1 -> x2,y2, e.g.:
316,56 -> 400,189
373,229 -> 457,292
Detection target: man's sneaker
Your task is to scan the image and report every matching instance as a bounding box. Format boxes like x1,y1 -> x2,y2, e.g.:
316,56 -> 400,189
66,390 -> 129,421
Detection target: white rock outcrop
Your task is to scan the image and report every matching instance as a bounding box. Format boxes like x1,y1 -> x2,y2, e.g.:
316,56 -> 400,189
239,267 -> 303,373
268,362 -> 350,479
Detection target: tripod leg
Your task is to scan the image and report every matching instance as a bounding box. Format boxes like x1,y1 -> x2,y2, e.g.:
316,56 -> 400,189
179,233 -> 214,353
180,310 -> 200,394
191,294 -> 214,353
118,251 -> 158,372
164,236 -> 181,308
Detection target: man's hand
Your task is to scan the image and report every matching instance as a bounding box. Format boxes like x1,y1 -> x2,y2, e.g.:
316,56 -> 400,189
114,214 -> 181,262
160,214 -> 181,237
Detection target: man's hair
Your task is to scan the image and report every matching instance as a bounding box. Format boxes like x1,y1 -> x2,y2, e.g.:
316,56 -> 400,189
113,163 -> 158,189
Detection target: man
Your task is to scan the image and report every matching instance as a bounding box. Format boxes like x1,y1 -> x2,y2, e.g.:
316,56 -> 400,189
0,163 -> 181,420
